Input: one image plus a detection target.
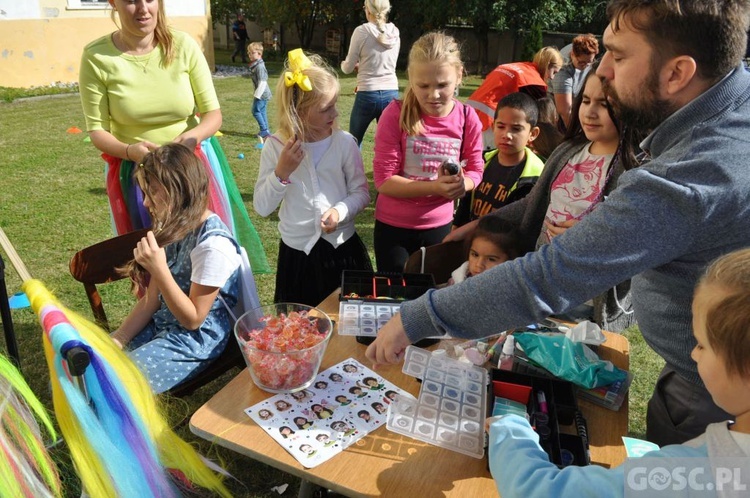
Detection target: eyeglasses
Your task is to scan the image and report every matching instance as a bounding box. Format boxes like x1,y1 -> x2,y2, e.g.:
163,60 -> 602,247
572,53 -> 596,70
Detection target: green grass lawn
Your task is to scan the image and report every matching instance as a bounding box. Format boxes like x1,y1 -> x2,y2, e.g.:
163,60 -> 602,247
0,48 -> 662,496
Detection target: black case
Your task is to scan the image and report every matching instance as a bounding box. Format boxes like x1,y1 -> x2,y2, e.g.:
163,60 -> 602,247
488,369 -> 590,468
339,270 -> 435,302
339,270 -> 437,345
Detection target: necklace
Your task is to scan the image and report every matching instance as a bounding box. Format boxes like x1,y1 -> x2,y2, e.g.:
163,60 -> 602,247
131,54 -> 151,73
114,32 -> 155,73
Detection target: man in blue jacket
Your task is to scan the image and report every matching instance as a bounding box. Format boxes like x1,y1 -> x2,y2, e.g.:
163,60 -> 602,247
367,0 -> 750,447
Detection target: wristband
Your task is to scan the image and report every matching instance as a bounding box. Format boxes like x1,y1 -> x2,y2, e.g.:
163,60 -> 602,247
125,144 -> 132,160
276,175 -> 291,185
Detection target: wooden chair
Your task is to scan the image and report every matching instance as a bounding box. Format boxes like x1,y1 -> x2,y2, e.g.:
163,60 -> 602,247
403,240 -> 467,285
69,229 -> 244,398
69,229 -> 148,330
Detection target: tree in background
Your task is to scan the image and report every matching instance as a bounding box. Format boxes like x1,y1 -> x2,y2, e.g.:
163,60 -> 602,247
458,0 -> 604,74
210,0 -> 606,71
385,0 -> 603,75
325,0 -> 363,60
502,0 -> 601,69
520,22 -> 543,62
213,0 -> 361,54
458,0 -> 502,76
211,0 -> 246,20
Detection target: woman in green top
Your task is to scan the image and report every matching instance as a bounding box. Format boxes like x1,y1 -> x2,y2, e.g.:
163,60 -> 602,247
79,0 -> 269,273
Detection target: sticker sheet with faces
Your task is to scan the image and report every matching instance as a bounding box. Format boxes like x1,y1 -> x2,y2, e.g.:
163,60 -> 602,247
245,358 -> 413,468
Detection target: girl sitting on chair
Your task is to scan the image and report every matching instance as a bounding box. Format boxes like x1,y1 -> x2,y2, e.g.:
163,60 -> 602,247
111,143 -> 241,394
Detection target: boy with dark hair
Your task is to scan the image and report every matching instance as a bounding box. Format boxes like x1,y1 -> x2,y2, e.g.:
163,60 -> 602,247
454,92 -> 544,227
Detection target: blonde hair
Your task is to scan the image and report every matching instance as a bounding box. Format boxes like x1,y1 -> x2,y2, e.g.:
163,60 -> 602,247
401,32 -> 463,136
365,0 -> 392,40
248,41 -> 264,55
110,0 -> 175,66
532,47 -> 563,80
699,248 -> 750,378
275,52 -> 340,141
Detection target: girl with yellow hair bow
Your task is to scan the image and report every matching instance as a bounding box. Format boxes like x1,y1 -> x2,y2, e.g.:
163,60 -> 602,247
253,49 -> 373,306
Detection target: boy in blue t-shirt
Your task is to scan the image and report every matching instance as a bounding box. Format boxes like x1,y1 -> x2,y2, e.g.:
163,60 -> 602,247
454,92 -> 544,227
247,42 -> 272,145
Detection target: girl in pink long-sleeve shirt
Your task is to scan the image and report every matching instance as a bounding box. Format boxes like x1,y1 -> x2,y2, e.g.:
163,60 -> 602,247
373,31 -> 484,272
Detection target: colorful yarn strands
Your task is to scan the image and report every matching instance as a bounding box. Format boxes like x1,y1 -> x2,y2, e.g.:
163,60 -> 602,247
203,135 -> 271,275
103,136 -> 271,275
0,354 -> 61,498
24,280 -> 231,498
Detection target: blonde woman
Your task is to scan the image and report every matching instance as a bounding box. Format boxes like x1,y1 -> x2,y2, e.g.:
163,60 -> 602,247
341,0 -> 401,145
533,47 -> 564,87
78,0 -> 268,272
467,46 -> 563,149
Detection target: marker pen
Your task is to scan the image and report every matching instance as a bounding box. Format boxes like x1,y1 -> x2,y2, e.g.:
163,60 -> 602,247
537,390 -> 548,414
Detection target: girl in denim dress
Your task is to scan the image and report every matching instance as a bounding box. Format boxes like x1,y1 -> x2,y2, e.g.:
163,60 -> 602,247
111,143 -> 241,393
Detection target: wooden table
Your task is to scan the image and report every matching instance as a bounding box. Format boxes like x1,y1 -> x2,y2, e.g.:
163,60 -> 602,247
191,290 -> 629,497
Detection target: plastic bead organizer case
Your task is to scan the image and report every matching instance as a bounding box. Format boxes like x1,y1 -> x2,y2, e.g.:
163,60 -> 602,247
338,270 -> 435,343
386,346 -> 488,458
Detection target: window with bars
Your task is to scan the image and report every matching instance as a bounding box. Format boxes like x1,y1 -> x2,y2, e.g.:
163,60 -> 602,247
67,0 -> 109,9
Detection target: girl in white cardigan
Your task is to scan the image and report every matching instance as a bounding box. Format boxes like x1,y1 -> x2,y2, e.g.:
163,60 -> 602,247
254,50 -> 372,306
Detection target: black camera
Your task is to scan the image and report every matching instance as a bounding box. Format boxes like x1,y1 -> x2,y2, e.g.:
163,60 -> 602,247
440,159 -> 460,175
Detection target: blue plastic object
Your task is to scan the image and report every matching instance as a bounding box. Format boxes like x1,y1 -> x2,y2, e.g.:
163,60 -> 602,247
8,292 -> 30,309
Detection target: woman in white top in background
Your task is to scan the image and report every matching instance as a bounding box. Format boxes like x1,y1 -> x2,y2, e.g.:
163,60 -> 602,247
340,0 -> 400,146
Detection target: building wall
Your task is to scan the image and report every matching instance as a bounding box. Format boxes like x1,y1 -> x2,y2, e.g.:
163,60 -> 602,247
0,0 -> 214,88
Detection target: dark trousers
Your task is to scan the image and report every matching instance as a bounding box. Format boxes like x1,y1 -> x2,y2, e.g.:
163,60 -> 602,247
646,364 -> 733,446
274,234 -> 372,307
374,220 -> 452,273
232,39 -> 247,62
348,89 -> 399,146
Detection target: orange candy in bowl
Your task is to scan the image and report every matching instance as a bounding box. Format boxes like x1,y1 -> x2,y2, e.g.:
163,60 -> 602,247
234,303 -> 333,393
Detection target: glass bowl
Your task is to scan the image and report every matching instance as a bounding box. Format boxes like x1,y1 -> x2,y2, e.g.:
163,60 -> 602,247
234,303 -> 333,393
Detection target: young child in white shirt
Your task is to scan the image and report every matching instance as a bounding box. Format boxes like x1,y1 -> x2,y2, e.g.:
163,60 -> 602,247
254,49 -> 372,306
112,143 -> 242,393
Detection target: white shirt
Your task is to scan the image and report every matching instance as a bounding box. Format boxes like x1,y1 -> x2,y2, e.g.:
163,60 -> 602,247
340,22 -> 400,92
254,130 -> 370,254
190,225 -> 241,287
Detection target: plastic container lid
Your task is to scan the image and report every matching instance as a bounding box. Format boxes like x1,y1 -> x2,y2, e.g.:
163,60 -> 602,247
388,346 -> 488,458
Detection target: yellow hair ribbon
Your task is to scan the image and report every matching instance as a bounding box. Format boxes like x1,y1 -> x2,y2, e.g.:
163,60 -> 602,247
284,48 -> 313,92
